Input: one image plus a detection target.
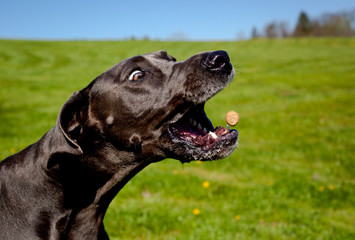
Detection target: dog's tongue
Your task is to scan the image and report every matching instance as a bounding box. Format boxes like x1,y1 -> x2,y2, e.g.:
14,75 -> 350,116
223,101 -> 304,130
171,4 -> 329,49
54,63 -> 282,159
215,126 -> 229,135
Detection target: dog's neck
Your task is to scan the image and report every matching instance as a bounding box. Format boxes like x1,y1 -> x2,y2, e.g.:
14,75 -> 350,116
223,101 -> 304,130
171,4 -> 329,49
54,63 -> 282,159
0,124 -> 152,239
43,126 -> 151,238
60,153 -> 149,239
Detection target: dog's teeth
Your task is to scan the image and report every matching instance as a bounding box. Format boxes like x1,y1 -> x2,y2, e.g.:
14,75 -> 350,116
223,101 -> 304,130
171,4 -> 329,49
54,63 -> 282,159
189,118 -> 194,125
189,118 -> 197,127
209,131 -> 218,139
197,123 -> 202,130
106,115 -> 114,125
203,127 -> 208,133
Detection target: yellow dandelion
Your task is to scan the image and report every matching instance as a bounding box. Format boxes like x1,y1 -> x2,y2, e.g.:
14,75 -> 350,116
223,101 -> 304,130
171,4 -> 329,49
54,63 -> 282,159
10,148 -> 16,154
192,208 -> 200,215
319,186 -> 325,192
196,160 -> 203,165
173,170 -> 179,175
235,215 -> 241,221
203,181 -> 210,188
329,184 -> 335,191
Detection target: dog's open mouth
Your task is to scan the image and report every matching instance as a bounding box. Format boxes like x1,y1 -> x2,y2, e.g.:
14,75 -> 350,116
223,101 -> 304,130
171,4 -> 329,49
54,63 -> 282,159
167,104 -> 238,161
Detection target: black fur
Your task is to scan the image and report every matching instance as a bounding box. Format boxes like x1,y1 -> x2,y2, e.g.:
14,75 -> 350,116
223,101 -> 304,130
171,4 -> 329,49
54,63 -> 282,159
0,50 -> 238,239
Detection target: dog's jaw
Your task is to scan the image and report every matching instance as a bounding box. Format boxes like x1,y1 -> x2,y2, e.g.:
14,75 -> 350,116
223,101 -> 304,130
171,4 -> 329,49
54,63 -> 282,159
164,98 -> 238,163
159,51 -> 239,162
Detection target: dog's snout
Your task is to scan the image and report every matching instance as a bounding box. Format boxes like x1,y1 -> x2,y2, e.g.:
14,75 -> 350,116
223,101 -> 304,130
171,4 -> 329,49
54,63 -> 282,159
202,50 -> 232,73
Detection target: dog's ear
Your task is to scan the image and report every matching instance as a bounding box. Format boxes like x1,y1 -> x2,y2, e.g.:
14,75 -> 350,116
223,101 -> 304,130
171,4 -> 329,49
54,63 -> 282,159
57,91 -> 88,155
157,50 -> 176,62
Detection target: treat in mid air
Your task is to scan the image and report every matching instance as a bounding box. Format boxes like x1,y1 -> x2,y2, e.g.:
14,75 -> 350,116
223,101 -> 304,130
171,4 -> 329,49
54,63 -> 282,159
225,111 -> 239,126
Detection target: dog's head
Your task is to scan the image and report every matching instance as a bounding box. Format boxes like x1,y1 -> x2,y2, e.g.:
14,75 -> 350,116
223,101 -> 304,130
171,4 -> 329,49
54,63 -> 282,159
58,50 -> 238,163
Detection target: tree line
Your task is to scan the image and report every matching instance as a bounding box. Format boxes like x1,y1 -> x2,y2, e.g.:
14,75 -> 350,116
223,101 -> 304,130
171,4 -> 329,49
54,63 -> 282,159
252,9 -> 355,38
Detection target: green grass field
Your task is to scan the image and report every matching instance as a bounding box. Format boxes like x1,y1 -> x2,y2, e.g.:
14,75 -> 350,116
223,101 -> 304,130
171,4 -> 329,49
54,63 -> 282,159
0,38 -> 354,239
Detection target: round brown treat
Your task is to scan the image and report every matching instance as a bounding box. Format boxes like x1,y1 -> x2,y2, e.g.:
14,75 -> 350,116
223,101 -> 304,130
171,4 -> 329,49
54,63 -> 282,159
225,111 -> 239,126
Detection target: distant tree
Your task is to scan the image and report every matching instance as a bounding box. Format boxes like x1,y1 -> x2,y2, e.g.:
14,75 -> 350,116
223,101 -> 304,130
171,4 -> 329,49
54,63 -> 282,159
236,31 -> 246,40
253,9 -> 355,40
265,22 -> 278,38
251,27 -> 259,38
319,13 -> 353,36
279,21 -> 290,37
262,21 -> 290,38
346,8 -> 355,29
311,10 -> 354,37
312,20 -> 322,36
142,35 -> 150,41
168,31 -> 189,41
294,11 -> 313,36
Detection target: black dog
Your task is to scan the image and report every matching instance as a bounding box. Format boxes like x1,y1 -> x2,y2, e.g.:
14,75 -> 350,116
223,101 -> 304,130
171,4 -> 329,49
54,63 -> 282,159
0,50 -> 238,239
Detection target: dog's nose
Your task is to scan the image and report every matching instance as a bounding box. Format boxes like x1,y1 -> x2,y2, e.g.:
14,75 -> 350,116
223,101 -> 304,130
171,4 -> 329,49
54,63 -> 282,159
202,50 -> 232,73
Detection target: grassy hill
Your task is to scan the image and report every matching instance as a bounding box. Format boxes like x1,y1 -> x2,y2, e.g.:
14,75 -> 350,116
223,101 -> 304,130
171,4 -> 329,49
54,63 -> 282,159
0,38 -> 354,239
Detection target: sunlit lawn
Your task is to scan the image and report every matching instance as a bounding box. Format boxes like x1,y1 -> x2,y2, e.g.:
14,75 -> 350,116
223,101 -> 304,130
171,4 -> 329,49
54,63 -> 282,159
0,38 -> 354,239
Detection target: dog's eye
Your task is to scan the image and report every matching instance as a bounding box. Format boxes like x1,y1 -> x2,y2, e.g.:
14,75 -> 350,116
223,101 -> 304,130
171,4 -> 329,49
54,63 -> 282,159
128,70 -> 145,81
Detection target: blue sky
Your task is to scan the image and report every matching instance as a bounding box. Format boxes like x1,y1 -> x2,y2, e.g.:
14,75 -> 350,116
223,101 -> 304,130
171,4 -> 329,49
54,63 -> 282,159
1,0 -> 354,41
